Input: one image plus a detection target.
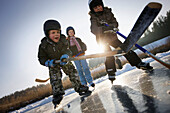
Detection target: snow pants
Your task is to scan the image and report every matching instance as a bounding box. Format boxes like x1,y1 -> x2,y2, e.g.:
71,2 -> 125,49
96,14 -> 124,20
49,62 -> 81,97
103,35 -> 142,75
74,59 -> 93,86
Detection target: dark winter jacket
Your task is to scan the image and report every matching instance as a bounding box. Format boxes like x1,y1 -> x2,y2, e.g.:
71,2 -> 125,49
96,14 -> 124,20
68,37 -> 87,56
38,34 -> 72,66
89,7 -> 119,44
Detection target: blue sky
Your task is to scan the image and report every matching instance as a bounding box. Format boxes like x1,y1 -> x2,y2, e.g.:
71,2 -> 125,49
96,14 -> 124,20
0,0 -> 169,98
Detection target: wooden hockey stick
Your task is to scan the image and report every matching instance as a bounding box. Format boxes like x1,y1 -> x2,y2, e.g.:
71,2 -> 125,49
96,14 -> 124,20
35,50 -> 124,83
54,49 -> 123,63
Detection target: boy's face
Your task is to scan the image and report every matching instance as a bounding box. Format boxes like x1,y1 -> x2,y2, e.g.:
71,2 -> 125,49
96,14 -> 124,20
93,5 -> 103,12
68,30 -> 75,37
49,30 -> 60,43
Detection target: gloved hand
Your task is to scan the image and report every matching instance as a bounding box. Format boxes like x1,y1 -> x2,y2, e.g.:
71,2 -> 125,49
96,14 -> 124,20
45,59 -> 56,67
104,30 -> 115,34
103,26 -> 113,31
113,28 -> 119,32
60,54 -> 69,65
99,20 -> 108,25
104,27 -> 119,34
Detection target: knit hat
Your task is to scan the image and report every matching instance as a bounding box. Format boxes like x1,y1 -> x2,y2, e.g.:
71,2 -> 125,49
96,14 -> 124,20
43,20 -> 61,37
88,0 -> 104,13
66,26 -> 75,36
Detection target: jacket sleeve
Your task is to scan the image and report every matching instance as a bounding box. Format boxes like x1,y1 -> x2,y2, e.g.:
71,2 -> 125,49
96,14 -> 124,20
90,8 -> 119,35
90,16 -> 103,36
77,38 -> 87,51
38,44 -> 49,66
90,16 -> 106,44
108,9 -> 118,28
81,41 -> 87,51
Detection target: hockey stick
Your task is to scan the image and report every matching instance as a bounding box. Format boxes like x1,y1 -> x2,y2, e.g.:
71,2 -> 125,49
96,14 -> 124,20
103,22 -> 170,69
120,2 -> 162,52
35,50 -> 124,83
54,49 -> 123,63
104,28 -> 170,69
116,31 -> 170,69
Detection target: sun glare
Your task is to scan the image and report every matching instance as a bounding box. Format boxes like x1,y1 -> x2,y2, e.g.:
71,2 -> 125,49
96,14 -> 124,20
86,42 -> 105,55
96,44 -> 105,53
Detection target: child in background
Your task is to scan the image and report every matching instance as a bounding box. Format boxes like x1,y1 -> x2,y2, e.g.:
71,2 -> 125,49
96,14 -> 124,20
66,26 -> 95,88
38,20 -> 90,108
88,0 -> 153,83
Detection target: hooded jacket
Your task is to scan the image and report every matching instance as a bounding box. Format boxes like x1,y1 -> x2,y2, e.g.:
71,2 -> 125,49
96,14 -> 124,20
89,7 -> 119,44
38,34 -> 72,66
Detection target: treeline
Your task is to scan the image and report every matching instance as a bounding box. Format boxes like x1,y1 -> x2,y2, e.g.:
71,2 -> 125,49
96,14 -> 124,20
0,84 -> 52,113
137,10 -> 170,47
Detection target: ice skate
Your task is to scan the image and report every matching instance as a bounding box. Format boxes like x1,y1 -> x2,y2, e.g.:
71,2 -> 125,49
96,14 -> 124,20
137,62 -> 153,72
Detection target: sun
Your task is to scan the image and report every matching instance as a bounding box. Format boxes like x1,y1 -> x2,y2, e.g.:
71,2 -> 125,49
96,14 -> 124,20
86,42 -> 105,55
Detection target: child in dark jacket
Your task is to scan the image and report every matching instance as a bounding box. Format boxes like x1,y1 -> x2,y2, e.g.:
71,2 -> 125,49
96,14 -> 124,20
88,0 -> 153,83
66,26 -> 95,87
38,20 -> 90,108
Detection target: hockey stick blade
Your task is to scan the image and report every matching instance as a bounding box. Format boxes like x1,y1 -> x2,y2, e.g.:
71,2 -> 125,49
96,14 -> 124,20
35,78 -> 50,83
121,2 -> 162,52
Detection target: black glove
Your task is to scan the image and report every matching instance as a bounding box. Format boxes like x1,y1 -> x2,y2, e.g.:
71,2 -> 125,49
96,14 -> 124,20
103,26 -> 113,32
103,26 -> 119,34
